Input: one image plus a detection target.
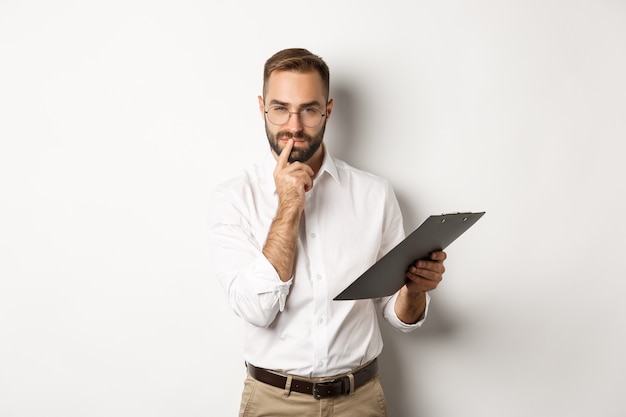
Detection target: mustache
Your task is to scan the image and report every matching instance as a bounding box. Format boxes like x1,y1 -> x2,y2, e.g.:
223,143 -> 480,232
277,131 -> 310,140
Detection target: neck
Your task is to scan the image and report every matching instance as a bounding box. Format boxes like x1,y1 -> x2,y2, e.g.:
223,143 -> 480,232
307,144 -> 325,177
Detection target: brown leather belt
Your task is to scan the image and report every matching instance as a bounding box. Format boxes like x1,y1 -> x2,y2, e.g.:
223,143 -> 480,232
246,359 -> 378,399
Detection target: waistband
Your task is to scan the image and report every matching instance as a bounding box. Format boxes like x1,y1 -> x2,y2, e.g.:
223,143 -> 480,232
246,359 -> 378,399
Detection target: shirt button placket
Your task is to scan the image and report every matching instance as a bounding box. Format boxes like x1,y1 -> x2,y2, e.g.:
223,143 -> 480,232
307,205 -> 328,375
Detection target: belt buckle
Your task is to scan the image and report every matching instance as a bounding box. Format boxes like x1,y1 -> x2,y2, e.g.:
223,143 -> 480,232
312,379 -> 343,399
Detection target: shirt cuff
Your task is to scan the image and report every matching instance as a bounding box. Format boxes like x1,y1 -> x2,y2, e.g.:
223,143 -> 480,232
247,254 -> 293,312
385,291 -> 431,332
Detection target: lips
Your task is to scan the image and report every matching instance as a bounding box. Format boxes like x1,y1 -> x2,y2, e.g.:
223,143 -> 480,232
279,136 -> 307,145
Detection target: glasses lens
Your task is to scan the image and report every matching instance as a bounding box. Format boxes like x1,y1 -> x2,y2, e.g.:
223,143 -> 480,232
267,107 -> 289,125
300,108 -> 323,127
267,107 -> 324,128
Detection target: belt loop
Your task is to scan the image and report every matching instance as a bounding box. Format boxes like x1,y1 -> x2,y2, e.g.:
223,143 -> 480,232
347,373 -> 355,396
282,374 -> 293,398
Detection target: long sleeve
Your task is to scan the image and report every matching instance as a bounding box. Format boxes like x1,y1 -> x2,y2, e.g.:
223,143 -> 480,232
207,181 -> 291,328
372,181 -> 430,332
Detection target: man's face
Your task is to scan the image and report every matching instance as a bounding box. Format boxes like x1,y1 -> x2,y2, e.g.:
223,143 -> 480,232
259,70 -> 333,163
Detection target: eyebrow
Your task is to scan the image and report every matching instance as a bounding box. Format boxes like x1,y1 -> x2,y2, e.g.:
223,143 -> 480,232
268,99 -> 324,109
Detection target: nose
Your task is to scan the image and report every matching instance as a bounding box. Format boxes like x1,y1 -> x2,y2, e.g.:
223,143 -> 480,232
285,112 -> 304,132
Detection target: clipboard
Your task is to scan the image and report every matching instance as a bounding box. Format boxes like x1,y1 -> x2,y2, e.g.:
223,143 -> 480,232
334,211 -> 485,300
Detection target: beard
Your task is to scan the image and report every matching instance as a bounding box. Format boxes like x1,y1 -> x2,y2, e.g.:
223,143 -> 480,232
266,122 -> 326,164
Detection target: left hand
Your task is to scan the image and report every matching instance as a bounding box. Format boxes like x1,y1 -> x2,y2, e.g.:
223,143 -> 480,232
404,251 -> 447,294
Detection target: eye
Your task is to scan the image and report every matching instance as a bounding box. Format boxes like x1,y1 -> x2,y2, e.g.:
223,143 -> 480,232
271,106 -> 288,113
302,107 -> 320,114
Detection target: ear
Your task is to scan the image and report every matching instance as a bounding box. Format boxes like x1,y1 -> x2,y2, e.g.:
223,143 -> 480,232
325,98 -> 334,121
258,96 -> 265,119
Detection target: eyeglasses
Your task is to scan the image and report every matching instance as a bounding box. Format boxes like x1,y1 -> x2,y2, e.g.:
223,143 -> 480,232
264,105 -> 326,128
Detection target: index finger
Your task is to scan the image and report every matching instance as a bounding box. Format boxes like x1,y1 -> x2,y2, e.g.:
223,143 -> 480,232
277,139 -> 293,167
430,251 -> 447,261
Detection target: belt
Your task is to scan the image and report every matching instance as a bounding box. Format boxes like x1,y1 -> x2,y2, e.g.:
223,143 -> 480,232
246,359 -> 378,399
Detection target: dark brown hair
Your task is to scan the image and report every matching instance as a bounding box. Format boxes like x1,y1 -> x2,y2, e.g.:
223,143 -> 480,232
263,48 -> 330,99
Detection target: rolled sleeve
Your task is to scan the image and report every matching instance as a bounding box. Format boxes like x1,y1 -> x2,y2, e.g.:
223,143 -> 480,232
246,255 -> 292,312
208,182 -> 292,328
210,222 -> 293,327
382,291 -> 431,332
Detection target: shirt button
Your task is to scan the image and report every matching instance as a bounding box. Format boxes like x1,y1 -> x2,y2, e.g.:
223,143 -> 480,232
318,361 -> 324,368
316,274 -> 322,280
311,233 -> 316,238
318,317 -> 324,324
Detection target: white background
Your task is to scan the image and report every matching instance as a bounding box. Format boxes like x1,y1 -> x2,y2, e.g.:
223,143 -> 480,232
1,1 -> 625,416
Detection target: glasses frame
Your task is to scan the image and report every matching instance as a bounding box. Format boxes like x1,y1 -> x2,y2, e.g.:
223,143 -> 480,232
264,104 -> 327,128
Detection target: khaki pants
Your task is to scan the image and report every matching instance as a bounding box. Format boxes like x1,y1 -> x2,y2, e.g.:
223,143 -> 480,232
238,374 -> 388,417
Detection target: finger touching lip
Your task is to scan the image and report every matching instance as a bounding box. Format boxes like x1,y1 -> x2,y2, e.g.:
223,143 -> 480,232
281,138 -> 306,145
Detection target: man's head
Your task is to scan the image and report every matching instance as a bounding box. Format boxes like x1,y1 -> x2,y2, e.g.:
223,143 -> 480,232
259,48 -> 334,164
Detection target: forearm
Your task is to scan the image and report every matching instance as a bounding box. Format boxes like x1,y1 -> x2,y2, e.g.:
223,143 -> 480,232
263,203 -> 301,282
394,288 -> 427,324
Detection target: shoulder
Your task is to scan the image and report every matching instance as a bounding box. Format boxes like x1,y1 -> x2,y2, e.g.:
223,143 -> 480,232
333,157 -> 393,191
208,161 -> 270,217
211,160 -> 268,197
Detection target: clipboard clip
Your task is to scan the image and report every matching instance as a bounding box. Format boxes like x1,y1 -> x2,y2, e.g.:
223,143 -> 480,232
440,212 -> 472,223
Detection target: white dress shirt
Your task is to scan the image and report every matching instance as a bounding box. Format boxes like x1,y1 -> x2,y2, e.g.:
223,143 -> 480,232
208,147 -> 429,377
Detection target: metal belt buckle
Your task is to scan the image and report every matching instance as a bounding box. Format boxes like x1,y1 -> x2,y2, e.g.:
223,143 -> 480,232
312,380 -> 342,399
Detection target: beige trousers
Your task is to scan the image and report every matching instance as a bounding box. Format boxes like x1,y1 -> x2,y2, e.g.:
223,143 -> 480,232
238,373 -> 388,417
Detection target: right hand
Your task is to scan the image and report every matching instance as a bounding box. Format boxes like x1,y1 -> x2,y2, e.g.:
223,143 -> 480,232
273,139 -> 314,213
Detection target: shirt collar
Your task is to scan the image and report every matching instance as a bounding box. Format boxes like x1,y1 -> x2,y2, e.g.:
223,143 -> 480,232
317,146 -> 340,184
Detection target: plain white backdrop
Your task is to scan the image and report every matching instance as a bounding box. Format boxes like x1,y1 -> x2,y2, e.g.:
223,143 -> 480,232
1,1 -> 625,416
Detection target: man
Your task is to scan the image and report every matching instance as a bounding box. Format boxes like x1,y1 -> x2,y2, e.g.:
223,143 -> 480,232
207,48 -> 446,417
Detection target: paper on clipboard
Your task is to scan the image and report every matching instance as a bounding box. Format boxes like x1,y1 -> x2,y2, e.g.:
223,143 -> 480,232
333,211 -> 485,300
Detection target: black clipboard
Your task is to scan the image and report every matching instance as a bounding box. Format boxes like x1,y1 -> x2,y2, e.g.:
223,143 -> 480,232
334,212 -> 485,300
